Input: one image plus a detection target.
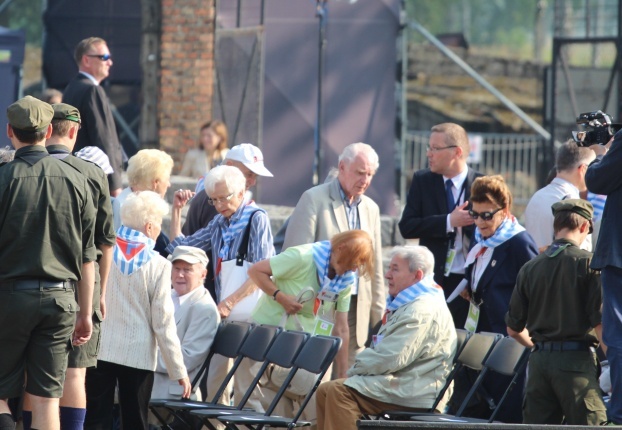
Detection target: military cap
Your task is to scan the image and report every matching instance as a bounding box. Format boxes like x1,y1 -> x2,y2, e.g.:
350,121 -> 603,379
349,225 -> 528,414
52,103 -> 81,123
6,96 -> 54,132
551,199 -> 594,221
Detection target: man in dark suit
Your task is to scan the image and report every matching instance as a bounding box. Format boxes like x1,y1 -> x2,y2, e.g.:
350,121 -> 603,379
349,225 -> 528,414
398,122 -> 482,327
63,37 -> 124,196
585,133 -> 622,425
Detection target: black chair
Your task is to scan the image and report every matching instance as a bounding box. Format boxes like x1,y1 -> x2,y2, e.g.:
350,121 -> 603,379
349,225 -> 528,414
149,320 -> 254,429
409,336 -> 530,424
209,335 -> 342,429
379,331 -> 501,421
189,330 -> 310,428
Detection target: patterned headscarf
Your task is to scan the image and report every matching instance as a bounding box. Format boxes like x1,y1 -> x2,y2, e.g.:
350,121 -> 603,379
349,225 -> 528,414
113,226 -> 157,275
464,215 -> 525,268
312,240 -> 356,294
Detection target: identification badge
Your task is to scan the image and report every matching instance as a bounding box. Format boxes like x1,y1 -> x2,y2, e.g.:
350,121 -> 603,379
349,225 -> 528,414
317,290 -> 338,302
444,248 -> 456,277
464,300 -> 480,333
313,317 -> 335,336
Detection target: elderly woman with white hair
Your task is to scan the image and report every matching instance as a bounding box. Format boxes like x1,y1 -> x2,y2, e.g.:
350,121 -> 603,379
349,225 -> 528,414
167,164 -> 275,410
112,149 -> 174,255
85,191 -> 190,430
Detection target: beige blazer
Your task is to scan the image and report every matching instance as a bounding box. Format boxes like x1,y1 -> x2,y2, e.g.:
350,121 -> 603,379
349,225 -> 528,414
282,179 -> 386,347
151,287 -> 220,400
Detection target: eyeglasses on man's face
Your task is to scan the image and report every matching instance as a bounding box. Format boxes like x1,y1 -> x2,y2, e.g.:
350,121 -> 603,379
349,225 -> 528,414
468,207 -> 504,221
426,145 -> 458,153
86,53 -> 112,61
207,193 -> 235,206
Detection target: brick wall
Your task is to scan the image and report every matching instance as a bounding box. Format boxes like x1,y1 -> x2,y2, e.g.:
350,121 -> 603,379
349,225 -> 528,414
159,0 -> 215,171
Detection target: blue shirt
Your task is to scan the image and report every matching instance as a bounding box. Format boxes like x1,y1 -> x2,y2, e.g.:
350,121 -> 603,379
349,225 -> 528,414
166,200 -> 275,302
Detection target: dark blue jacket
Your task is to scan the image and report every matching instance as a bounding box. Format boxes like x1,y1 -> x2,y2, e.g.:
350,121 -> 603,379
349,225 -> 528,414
466,230 -> 538,335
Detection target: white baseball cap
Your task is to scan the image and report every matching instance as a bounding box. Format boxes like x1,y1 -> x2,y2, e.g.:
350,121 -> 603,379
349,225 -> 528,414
225,143 -> 273,177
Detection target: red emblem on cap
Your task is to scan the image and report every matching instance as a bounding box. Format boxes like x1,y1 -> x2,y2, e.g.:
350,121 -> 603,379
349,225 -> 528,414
253,156 -> 258,162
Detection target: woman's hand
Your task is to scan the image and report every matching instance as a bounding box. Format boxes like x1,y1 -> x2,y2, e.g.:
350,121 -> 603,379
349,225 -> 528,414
173,189 -> 195,209
178,376 -> 192,399
217,300 -> 233,319
276,293 -> 303,315
459,288 -> 472,301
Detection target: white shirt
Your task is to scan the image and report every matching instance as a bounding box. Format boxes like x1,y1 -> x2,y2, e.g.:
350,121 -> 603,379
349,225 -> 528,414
79,71 -> 99,86
524,177 -> 592,251
444,169 -> 468,274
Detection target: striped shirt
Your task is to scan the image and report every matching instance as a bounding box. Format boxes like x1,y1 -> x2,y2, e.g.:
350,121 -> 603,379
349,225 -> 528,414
166,200 -> 275,301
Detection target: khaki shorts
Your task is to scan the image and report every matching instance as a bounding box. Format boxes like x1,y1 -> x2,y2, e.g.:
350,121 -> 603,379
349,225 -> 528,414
0,287 -> 77,398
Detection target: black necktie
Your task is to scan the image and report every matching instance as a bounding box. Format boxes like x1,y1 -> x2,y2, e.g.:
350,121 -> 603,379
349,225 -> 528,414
445,179 -> 455,212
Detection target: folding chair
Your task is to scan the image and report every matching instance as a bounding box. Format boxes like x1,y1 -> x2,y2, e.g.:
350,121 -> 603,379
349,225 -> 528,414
149,320 -> 254,429
189,330 -> 310,428
209,335 -> 342,429
409,336 -> 530,424
379,331 -> 501,421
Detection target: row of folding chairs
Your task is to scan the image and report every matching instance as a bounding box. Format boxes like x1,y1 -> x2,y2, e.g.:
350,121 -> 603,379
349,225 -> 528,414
149,320 -> 341,430
374,330 -> 530,424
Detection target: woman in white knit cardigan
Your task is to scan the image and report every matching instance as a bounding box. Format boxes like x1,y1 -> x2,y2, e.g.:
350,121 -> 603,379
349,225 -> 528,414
84,191 -> 191,430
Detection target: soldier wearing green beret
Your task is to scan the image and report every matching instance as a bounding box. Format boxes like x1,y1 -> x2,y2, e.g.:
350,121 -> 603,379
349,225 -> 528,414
0,96 -> 96,430
506,198 -> 607,425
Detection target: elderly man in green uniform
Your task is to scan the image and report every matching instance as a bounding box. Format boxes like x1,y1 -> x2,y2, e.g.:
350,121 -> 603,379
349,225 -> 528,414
0,96 -> 96,430
22,103 -> 115,430
506,199 -> 607,425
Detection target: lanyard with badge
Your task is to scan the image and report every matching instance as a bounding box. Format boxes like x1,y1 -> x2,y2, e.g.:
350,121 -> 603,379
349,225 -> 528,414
312,258 -> 343,336
444,182 -> 467,277
464,248 -> 489,332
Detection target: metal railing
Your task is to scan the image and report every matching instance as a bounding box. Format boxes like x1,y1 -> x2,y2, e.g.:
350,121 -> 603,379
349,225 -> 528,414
402,132 -> 548,211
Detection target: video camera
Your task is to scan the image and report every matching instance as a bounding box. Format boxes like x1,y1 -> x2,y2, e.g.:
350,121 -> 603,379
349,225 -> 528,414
572,110 -> 622,146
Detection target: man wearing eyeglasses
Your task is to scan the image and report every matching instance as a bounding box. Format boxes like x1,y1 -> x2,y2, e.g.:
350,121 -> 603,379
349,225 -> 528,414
398,122 -> 482,327
63,37 -> 124,197
524,140 -> 595,252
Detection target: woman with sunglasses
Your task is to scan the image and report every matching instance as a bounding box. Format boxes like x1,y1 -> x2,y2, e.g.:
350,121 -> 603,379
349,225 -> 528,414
458,175 -> 537,423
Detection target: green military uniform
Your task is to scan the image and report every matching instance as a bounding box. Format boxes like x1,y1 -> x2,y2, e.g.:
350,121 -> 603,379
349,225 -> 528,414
0,96 -> 96,399
505,199 -> 606,425
49,103 -> 116,368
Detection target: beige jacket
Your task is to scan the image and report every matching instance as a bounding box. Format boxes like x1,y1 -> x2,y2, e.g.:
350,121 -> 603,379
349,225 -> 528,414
282,179 -> 385,347
345,293 -> 457,409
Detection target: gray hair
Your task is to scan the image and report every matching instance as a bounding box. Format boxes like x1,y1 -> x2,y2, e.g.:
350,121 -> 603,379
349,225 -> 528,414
0,146 -> 15,164
204,164 -> 246,197
120,191 -> 169,232
389,246 -> 435,277
338,142 -> 379,171
556,140 -> 595,173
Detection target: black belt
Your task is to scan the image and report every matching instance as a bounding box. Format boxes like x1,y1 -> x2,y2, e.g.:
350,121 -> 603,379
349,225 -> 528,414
0,279 -> 75,291
534,341 -> 592,352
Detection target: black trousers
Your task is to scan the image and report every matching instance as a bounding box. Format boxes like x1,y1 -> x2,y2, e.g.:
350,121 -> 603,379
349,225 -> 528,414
443,273 -> 470,329
84,360 -> 154,430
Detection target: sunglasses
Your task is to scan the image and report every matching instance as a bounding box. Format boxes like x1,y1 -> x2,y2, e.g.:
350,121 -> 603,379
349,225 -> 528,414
468,207 -> 504,221
86,53 -> 112,61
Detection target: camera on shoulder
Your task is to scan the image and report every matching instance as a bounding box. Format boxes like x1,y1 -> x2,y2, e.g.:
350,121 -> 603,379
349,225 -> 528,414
572,110 -> 622,146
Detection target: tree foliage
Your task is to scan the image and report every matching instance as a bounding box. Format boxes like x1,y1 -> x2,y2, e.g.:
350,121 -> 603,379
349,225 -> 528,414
0,0 -> 43,46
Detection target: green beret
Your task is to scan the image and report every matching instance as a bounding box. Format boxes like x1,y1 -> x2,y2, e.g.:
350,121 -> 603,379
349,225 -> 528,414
52,103 -> 81,123
6,96 -> 54,132
551,199 -> 594,221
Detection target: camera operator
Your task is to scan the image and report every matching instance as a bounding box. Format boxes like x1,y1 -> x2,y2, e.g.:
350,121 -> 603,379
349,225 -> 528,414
584,132 -> 620,424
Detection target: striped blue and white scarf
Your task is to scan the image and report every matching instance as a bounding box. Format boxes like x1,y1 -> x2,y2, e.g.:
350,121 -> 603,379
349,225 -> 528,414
386,275 -> 443,312
312,240 -> 356,294
464,215 -> 525,268
218,199 -> 260,261
113,226 -> 157,275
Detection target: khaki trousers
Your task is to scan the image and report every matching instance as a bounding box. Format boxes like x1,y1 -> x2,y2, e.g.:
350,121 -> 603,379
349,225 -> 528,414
316,379 -> 429,430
